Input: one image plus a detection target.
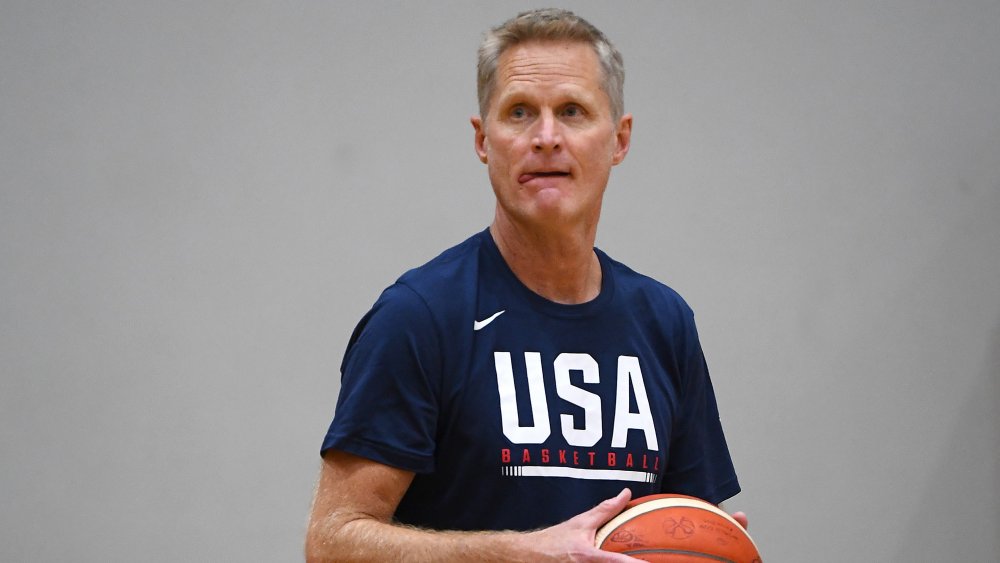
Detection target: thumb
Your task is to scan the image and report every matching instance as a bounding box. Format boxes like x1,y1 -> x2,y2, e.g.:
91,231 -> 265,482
579,488 -> 632,529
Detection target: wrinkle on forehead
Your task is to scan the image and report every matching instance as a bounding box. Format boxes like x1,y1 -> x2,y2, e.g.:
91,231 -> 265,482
498,42 -> 600,86
502,60 -> 590,84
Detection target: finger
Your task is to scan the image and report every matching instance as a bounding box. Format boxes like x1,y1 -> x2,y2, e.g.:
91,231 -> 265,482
595,550 -> 645,562
731,511 -> 748,530
578,488 -> 632,528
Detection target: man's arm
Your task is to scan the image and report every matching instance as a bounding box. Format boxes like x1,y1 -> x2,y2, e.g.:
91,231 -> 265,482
305,450 -> 640,563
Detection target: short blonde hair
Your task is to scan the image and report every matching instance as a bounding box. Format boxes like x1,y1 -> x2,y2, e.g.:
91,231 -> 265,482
477,9 -> 625,121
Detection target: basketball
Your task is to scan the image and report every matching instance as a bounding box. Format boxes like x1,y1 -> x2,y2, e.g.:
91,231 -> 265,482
595,494 -> 761,562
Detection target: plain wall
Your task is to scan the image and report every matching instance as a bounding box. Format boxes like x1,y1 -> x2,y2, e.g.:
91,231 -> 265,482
2,1 -> 998,561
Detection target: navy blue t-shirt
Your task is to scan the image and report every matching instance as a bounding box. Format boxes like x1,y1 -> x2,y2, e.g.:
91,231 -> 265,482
322,230 -> 739,531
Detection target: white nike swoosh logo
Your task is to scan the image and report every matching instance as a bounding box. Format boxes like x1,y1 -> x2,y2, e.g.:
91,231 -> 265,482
473,310 -> 506,331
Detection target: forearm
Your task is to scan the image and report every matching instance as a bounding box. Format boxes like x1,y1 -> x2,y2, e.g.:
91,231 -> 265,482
305,455 -> 633,562
306,515 -> 543,563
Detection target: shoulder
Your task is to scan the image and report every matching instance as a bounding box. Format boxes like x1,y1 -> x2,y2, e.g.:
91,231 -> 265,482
389,231 -> 486,319
600,249 -> 695,321
353,231 -> 486,340
395,232 -> 485,299
597,249 -> 706,358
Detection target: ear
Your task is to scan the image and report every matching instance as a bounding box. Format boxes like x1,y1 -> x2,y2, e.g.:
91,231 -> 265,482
611,113 -> 633,165
471,115 -> 488,164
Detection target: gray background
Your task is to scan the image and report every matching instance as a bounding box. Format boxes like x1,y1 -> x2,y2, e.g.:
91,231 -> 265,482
2,1 -> 998,561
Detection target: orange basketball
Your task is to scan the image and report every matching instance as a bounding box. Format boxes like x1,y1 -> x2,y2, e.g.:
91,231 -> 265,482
595,494 -> 761,562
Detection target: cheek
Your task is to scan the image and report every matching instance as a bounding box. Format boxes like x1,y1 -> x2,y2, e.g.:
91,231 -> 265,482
577,145 -> 613,172
487,137 -> 524,167
486,157 -> 514,191
576,130 -> 615,155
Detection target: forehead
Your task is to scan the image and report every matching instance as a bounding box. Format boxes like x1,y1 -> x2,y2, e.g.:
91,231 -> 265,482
495,40 -> 604,97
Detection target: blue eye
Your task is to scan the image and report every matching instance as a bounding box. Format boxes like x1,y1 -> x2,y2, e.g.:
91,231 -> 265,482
510,106 -> 528,119
563,105 -> 582,117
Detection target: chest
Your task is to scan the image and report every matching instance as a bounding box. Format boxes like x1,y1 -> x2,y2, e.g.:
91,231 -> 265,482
440,307 -> 682,481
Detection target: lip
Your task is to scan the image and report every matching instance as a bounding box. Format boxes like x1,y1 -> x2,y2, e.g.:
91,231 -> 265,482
518,171 -> 571,184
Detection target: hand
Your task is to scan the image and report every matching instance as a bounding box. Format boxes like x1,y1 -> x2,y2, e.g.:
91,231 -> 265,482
730,510 -> 749,530
718,501 -> 748,530
525,488 -> 640,562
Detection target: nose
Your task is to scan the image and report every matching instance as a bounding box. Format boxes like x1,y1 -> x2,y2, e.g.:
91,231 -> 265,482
531,111 -> 562,153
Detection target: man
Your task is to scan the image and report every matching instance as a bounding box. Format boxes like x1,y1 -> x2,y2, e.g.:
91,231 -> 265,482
306,9 -> 744,562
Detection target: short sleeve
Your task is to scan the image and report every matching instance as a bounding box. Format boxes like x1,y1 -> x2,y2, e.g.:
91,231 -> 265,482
660,311 -> 741,504
320,283 -> 443,474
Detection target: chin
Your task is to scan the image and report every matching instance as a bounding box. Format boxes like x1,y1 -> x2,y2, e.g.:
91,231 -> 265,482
527,203 -> 590,228
497,189 -> 597,227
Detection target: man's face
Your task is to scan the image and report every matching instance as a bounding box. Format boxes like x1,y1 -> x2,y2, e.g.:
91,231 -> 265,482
472,40 -> 632,231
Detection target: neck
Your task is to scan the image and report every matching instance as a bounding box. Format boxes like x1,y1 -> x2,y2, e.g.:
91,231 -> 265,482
489,215 -> 602,305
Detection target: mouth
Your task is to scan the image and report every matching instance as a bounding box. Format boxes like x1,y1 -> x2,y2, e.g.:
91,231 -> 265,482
518,171 -> 571,184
